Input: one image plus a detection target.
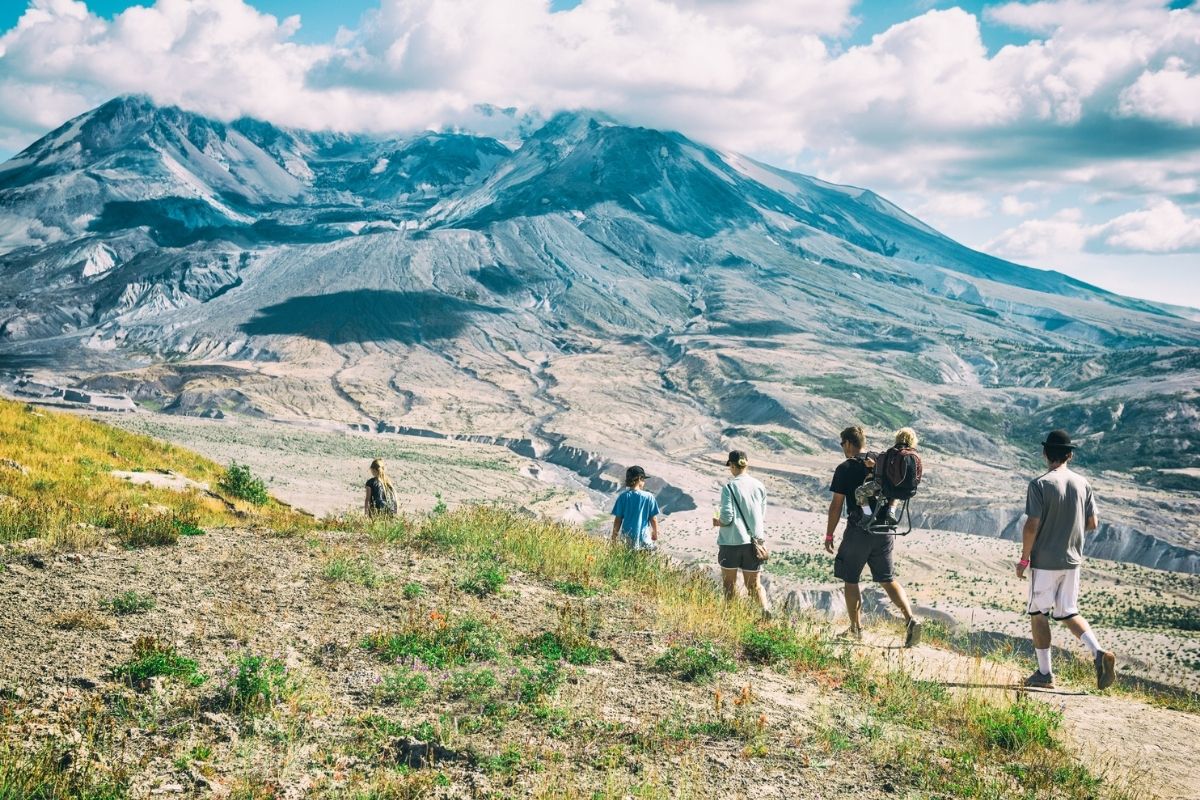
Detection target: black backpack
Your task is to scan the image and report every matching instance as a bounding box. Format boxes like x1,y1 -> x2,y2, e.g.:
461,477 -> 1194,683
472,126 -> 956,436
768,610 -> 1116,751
877,447 -> 923,500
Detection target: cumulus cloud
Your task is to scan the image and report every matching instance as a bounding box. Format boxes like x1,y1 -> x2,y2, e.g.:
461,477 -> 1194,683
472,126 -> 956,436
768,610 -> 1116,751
1119,57 -> 1200,127
1001,195 -> 1038,216
986,201 -> 1200,260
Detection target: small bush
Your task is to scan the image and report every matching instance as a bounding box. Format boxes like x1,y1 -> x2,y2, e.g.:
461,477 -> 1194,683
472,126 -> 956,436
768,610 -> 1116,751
654,640 -> 736,683
740,624 -> 803,666
401,582 -> 425,599
519,631 -> 612,666
102,591 -> 155,616
515,661 -> 564,704
363,615 -> 501,667
322,555 -> 383,587
440,668 -> 498,703
217,463 -> 269,506
377,667 -> 430,707
110,508 -> 179,548
224,653 -> 294,716
460,561 -> 507,597
972,699 -> 1061,752
553,580 -> 597,597
112,637 -> 205,688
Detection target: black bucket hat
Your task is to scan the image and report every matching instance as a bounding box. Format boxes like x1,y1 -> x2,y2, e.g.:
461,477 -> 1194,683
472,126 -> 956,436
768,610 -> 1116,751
1042,430 -> 1077,449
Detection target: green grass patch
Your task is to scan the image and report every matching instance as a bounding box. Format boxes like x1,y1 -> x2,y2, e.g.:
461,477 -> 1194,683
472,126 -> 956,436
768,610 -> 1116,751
100,591 -> 155,616
519,631 -> 612,666
653,640 -> 735,683
970,698 -> 1061,752
322,554 -> 384,588
222,652 -> 294,716
112,637 -> 206,688
377,667 -> 430,707
459,560 -> 507,597
401,581 -> 425,599
363,615 -> 501,667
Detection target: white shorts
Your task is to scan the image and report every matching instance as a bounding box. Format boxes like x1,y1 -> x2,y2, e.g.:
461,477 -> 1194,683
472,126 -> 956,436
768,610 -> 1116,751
1026,567 -> 1080,620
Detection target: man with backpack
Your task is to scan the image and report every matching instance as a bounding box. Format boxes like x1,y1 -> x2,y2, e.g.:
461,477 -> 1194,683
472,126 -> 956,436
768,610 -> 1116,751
825,426 -> 921,646
1018,430 -> 1116,690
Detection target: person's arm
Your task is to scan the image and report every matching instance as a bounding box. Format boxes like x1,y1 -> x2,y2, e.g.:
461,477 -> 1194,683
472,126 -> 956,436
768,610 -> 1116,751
718,484 -> 734,528
611,517 -> 622,543
753,486 -> 766,542
364,487 -> 372,515
825,494 -> 844,554
649,515 -> 659,542
1086,515 -> 1098,531
1085,486 -> 1098,531
1018,516 -> 1039,578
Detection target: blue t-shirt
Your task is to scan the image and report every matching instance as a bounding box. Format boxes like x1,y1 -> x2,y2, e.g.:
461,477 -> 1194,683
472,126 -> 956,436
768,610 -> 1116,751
611,488 -> 661,549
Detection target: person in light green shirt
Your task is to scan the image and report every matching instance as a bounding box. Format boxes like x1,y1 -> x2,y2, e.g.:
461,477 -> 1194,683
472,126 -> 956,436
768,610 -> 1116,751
712,450 -> 769,611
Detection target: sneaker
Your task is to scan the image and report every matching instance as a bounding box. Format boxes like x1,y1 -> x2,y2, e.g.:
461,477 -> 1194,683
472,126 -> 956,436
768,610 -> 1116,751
1095,651 -> 1116,690
837,627 -> 863,642
1023,670 -> 1056,689
904,617 -> 922,648
884,506 -> 900,525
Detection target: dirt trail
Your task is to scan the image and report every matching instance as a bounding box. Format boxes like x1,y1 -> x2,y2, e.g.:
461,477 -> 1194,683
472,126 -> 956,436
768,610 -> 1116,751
857,628 -> 1200,800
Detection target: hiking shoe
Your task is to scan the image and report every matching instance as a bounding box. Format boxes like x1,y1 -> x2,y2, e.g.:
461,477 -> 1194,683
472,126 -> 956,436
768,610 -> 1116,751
1023,670 -> 1055,689
1095,651 -> 1116,690
884,507 -> 900,525
904,618 -> 922,648
837,627 -> 863,642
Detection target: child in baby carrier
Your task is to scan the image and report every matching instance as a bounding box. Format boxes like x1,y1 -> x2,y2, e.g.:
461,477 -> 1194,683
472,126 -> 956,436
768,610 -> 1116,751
855,428 -> 923,528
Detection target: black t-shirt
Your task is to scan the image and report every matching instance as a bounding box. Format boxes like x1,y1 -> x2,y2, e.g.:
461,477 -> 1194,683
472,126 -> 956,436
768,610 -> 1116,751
366,477 -> 393,513
830,457 -> 871,525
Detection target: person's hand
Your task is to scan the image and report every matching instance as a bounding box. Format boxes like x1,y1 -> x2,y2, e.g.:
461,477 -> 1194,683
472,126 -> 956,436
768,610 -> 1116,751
652,530 -> 658,541
864,457 -> 875,469
1016,559 -> 1029,579
712,516 -> 720,527
824,537 -> 835,554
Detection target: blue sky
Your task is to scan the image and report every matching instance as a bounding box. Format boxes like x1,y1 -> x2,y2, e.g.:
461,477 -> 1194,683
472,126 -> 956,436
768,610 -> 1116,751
0,0 -> 1198,308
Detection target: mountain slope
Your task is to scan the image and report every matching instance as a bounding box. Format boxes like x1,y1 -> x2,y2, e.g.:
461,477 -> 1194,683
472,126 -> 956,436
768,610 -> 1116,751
0,97 -> 1197,569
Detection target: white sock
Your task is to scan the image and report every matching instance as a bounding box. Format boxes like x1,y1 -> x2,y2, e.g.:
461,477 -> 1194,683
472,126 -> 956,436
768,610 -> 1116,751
1036,648 -> 1052,675
1079,630 -> 1102,657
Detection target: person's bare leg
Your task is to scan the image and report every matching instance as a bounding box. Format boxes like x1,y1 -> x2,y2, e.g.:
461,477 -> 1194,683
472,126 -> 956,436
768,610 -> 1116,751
721,568 -> 739,601
1061,615 -> 1091,639
742,571 -> 770,611
1063,614 -> 1115,687
880,580 -> 915,622
844,582 -> 862,632
1030,613 -> 1052,649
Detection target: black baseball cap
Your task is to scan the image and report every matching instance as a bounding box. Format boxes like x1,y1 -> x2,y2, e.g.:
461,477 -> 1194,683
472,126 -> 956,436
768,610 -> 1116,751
1041,430 -> 1077,449
725,450 -> 748,466
625,465 -> 647,483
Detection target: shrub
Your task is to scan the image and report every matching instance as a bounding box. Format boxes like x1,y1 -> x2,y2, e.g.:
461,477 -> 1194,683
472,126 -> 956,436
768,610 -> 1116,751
515,661 -> 563,704
377,667 -> 430,707
519,631 -> 612,666
460,561 -> 507,597
101,591 -> 155,616
224,653 -> 293,715
217,463 -> 269,506
363,615 -> 501,667
440,668 -> 498,703
112,637 -> 205,688
401,582 -> 425,599
740,624 -> 803,666
971,699 -> 1061,752
322,555 -> 383,587
110,508 -> 179,548
654,641 -> 736,683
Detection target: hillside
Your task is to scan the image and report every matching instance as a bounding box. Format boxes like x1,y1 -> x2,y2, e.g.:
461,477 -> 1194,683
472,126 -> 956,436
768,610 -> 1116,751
2,402 -> 1199,798
0,95 -> 1198,571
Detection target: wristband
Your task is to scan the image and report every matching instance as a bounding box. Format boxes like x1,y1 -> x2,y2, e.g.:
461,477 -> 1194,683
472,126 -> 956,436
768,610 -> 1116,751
1017,558 -> 1030,568
824,534 -> 834,542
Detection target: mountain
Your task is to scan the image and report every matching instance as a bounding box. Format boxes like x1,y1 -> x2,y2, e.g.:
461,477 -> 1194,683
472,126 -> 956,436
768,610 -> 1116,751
0,96 -> 1198,570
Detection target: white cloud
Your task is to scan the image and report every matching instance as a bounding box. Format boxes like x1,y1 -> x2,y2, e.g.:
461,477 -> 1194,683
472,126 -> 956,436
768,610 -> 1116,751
1001,195 -> 1037,216
916,191 -> 990,220
985,200 -> 1200,261
985,208 -> 1089,259
1092,200 -> 1200,254
1118,57 -> 1200,127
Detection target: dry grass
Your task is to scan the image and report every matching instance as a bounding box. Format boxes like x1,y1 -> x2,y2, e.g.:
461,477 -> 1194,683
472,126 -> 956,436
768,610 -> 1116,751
0,398 -> 314,547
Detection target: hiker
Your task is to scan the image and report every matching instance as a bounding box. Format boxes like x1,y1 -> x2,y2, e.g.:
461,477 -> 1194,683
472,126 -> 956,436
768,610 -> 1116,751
712,450 -> 770,611
825,426 -> 921,645
611,465 -> 661,550
856,427 -> 923,527
1018,430 -> 1116,690
364,458 -> 398,517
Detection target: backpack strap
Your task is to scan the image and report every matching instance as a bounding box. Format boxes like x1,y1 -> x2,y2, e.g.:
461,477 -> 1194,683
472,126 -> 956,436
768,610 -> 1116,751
727,482 -> 757,540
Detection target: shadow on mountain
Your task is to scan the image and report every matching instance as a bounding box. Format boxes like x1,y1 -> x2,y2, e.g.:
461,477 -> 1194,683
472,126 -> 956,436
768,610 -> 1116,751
240,290 -> 503,345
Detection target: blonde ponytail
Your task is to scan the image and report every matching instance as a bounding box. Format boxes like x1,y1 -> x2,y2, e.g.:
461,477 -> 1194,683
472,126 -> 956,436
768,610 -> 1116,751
370,459 -> 393,492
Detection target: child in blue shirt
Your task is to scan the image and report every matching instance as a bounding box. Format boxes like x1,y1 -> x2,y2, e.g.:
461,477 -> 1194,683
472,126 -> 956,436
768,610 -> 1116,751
611,465 -> 661,550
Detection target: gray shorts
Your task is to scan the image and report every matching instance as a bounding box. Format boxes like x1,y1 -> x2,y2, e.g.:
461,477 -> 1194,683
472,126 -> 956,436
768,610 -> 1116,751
833,526 -> 894,584
718,543 -> 762,572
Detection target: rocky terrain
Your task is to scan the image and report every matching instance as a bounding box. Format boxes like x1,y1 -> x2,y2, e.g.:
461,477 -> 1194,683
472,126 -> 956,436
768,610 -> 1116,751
0,94 -> 1197,574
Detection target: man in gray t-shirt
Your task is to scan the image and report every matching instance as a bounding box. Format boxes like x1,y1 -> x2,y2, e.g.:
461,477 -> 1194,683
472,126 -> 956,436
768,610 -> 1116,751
1016,430 -> 1115,691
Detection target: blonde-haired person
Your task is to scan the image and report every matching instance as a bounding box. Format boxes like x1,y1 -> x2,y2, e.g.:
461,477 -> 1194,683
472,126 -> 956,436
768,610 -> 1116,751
878,427 -> 919,525
712,450 -> 770,612
364,459 -> 398,517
